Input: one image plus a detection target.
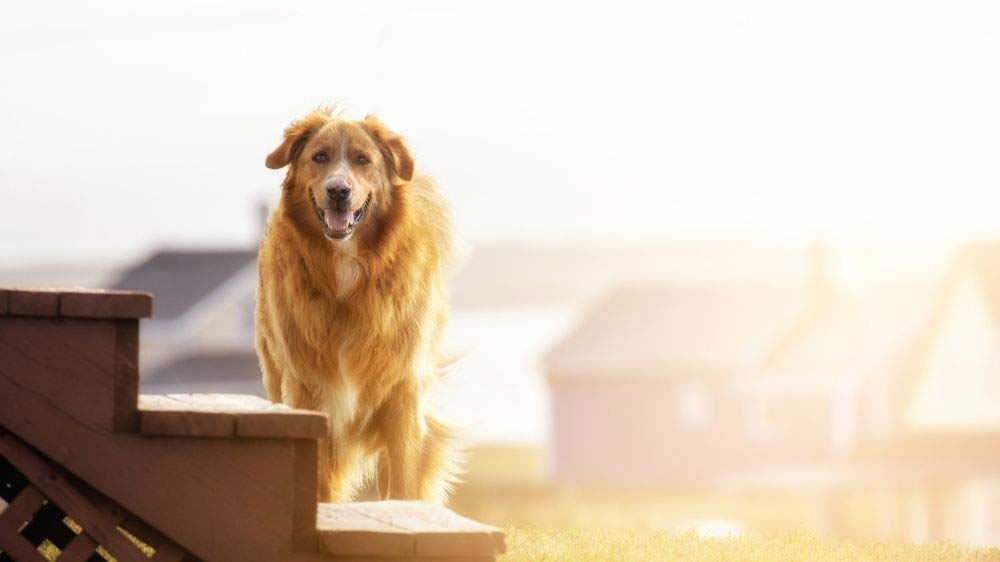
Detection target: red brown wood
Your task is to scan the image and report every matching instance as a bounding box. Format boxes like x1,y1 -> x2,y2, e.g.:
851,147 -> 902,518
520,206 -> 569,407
60,290 -> 153,320
7,289 -> 60,317
150,540 -> 188,562
0,317 -> 119,432
0,379 -> 303,562
0,484 -> 46,534
317,503 -> 414,557
58,532 -> 99,562
139,396 -> 236,437
0,484 -> 49,562
0,531 -> 49,562
113,319 -> 141,432
293,440 -> 319,552
237,411 -> 328,439
349,502 -> 505,557
120,514 -> 170,550
138,394 -> 327,439
0,432 -> 147,562
0,288 -> 151,319
317,502 -> 505,558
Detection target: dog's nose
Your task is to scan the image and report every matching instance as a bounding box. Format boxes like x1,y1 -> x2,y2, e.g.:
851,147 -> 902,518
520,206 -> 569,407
326,180 -> 351,201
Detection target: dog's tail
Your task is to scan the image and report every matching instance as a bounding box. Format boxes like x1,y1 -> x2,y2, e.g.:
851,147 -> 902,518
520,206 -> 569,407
419,413 -> 465,503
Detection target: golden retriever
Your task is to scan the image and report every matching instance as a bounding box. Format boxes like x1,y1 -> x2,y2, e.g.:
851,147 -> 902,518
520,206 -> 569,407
255,109 -> 459,503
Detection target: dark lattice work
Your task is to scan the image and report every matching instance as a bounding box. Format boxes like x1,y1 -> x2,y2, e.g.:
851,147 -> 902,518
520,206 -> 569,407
0,431 -> 198,562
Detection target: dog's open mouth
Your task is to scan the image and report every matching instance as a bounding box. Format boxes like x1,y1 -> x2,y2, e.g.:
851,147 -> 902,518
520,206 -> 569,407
316,195 -> 371,240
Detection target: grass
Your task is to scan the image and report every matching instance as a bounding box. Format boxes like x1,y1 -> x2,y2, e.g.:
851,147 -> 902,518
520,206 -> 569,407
500,527 -> 1000,561
454,446 -> 1000,562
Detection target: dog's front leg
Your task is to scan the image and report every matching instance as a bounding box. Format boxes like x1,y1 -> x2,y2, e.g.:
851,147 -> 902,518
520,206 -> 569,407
378,389 -> 422,500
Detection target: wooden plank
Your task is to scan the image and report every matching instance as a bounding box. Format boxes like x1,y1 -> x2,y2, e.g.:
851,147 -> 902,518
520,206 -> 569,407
0,484 -> 45,533
7,290 -> 59,317
137,394 -> 327,439
316,503 -> 414,557
20,501 -> 75,549
0,484 -> 49,562
60,291 -> 152,320
150,541 -> 187,562
0,382 -> 303,562
0,530 -> 48,562
0,433 -> 146,562
342,502 -> 506,557
237,411 -> 327,439
190,394 -> 327,439
0,289 -> 152,320
0,317 -> 119,432
58,532 -> 98,562
139,396 -> 236,437
113,320 -> 140,432
293,441 -> 318,552
119,514 -> 169,550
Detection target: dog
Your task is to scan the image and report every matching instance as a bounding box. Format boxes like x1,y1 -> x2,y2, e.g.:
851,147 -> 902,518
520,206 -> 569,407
255,109 -> 460,503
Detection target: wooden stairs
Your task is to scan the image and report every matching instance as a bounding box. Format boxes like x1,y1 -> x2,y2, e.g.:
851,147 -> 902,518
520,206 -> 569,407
0,288 -> 505,562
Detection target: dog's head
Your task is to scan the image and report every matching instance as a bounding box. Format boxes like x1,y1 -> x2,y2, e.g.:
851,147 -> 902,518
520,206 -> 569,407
266,110 -> 414,242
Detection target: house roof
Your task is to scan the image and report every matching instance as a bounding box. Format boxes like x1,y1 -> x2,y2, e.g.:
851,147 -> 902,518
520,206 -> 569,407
956,242 -> 1000,332
112,249 -> 256,321
889,243 -> 1000,418
544,282 -> 808,378
762,283 -> 933,378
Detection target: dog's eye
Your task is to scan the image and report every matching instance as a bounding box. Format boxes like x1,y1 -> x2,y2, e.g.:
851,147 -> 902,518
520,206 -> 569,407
312,152 -> 329,164
354,154 -> 370,166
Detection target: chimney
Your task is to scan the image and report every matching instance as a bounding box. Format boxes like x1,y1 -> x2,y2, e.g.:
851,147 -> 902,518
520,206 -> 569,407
258,200 -> 271,240
806,240 -> 836,310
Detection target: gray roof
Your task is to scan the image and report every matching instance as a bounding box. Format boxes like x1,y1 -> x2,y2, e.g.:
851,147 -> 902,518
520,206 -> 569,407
112,249 -> 255,321
142,351 -> 265,397
545,282 -> 807,378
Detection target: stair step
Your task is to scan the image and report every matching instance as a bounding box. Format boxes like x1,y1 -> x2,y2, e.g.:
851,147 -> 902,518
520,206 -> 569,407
139,394 -> 328,439
0,287 -> 152,319
317,501 -> 505,559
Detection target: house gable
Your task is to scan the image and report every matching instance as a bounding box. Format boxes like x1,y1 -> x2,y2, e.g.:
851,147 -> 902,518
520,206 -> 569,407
906,276 -> 1000,430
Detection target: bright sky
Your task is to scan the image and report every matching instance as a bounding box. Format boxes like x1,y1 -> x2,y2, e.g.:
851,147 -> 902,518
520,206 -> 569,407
2,0 -> 998,267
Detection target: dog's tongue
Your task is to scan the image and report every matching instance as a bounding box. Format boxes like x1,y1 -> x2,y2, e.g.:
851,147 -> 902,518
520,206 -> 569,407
324,209 -> 353,231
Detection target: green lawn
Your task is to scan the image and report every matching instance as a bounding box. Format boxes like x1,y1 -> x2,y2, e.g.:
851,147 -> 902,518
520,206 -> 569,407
500,527 -> 1000,562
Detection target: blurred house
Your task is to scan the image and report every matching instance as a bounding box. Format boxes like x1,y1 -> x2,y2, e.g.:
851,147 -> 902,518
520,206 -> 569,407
855,243 -> 1000,546
544,242 -> 1000,546
544,281 -> 810,484
543,244 -> 838,484
111,248 -> 262,395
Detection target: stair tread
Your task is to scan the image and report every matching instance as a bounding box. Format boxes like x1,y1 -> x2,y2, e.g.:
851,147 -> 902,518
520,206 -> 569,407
317,501 -> 505,558
0,287 -> 151,319
138,394 -> 328,439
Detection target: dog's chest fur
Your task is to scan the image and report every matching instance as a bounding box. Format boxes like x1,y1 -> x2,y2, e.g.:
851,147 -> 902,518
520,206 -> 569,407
332,251 -> 360,298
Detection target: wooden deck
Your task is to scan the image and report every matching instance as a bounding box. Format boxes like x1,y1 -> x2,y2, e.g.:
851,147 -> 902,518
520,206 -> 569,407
0,288 -> 505,562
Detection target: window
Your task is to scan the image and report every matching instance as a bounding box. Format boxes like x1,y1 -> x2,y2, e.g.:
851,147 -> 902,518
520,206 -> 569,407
673,382 -> 711,429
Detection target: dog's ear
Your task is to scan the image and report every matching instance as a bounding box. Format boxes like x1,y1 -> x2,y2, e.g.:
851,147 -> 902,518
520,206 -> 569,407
266,112 -> 330,170
362,115 -> 414,184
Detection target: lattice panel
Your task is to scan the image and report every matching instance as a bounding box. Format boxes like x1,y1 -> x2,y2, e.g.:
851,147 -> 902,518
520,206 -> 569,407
0,431 -> 196,562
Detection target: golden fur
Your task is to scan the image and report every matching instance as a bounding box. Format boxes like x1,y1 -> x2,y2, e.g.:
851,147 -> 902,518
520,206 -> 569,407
256,109 -> 460,503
